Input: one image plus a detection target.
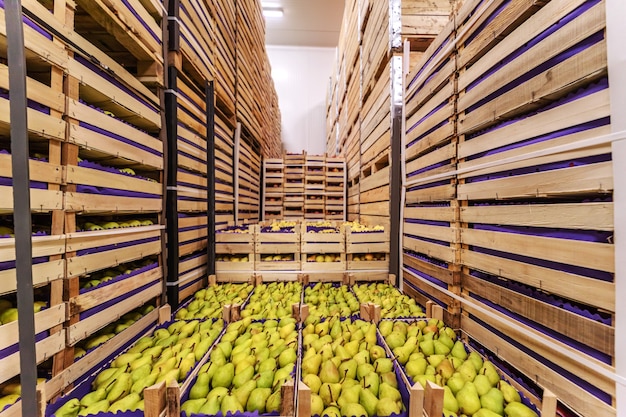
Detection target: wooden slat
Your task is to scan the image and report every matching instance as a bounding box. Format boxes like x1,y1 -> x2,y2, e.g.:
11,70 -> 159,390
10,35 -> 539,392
66,240 -> 161,277
403,235 -> 455,264
64,192 -> 163,213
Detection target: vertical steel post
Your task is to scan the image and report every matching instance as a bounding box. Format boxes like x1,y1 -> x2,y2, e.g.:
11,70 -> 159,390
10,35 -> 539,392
5,1 -> 38,415
206,81 -> 216,280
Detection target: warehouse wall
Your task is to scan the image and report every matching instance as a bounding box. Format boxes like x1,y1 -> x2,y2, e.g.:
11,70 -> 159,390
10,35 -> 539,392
267,46 -> 336,154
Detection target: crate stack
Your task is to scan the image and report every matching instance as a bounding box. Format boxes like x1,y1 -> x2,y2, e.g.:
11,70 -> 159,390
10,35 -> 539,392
254,223 -> 301,281
214,116 -> 236,229
283,153 -> 306,219
0,1 -> 68,404
402,15 -> 460,326
215,225 -> 255,282
300,222 -> 346,281
237,137 -> 262,223
263,158 -> 285,219
209,0 -> 237,120
304,155 -> 326,219
401,0 -> 616,415
325,157 -> 347,220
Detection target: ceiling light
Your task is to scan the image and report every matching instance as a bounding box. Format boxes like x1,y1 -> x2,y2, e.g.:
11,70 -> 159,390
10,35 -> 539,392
263,7 -> 284,18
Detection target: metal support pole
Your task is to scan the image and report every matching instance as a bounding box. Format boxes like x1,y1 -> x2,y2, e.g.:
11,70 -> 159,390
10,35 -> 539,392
389,54 -> 404,283
6,1 -> 38,415
165,66 -> 179,308
206,81 -> 216,280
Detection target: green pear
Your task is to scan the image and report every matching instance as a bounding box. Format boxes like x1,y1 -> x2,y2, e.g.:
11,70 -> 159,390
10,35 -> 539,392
303,374 -> 322,394
207,386 -> 229,401
106,373 -> 131,403
233,380 -> 257,407
80,388 -> 107,406
392,345 -> 413,365
181,398 -> 206,415
212,362 -> 234,388
379,321 -> 393,337
197,395 -> 221,415
450,340 -> 468,360
473,374 -> 492,396
361,372 -> 380,396
319,382 -> 342,407
418,339 -> 434,356
457,359 -> 478,383
359,385 -> 379,416
474,408 -> 504,417
356,363 -> 374,380
378,383 -> 401,402
436,358 -> 455,380
498,380 -> 521,403
339,359 -> 358,380
341,402 -> 368,417
130,372 -> 158,395
380,372 -> 398,389
373,358 -> 393,374
385,331 -> 405,350
322,405 -> 341,417
319,360 -> 340,384
221,394 -> 244,414
446,372 -> 466,395
467,351 -> 484,371
258,357 -> 278,373
232,366 -> 255,389
92,367 -> 125,390
311,394 -> 325,416
247,387 -> 272,413
53,398 -> 80,417
78,399 -> 109,416
480,361 -> 501,386
302,353 -> 323,376
337,385 -> 361,408
189,373 -> 211,399
375,397 -> 401,417
504,401 -> 539,417
369,345 -> 386,361
456,381 -> 481,416
480,387 -> 504,415
265,390 -> 281,413
442,386 -> 459,413
278,347 -> 297,368
405,358 -> 428,378
256,370 -> 274,389
108,392 -> 141,412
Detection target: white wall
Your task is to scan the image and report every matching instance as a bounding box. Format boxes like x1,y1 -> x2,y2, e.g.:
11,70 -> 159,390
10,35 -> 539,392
267,46 -> 336,154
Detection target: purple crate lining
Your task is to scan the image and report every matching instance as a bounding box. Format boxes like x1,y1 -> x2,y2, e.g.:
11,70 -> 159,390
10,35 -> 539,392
178,132 -> 207,154
403,250 -> 449,269
78,160 -> 153,181
180,224 -> 208,233
404,218 -> 450,228
468,313 -> 611,403
79,279 -> 159,320
407,36 -> 452,91
472,245 -> 613,282
178,196 -> 208,203
406,179 -> 452,192
180,2 -> 213,55
462,0 -> 510,48
466,30 -> 605,114
179,276 -> 204,291
75,56 -> 158,112
472,222 -> 612,244
121,0 -> 160,43
76,236 -> 159,257
403,233 -> 449,248
465,0 -> 601,94
0,176 -> 47,190
403,265 -> 449,290
402,278 -> 448,310
469,269 -> 611,325
79,121 -> 163,158
406,100 -> 449,135
260,227 -> 296,233
0,0 -> 52,39
407,160 -> 450,178
177,179 -> 208,190
465,153 -> 612,184
0,89 -> 51,114
306,226 -> 339,233
78,262 -> 158,295
0,256 -> 47,272
178,101 -> 209,130
0,330 -> 48,361
180,236 -> 209,247
406,118 -> 451,149
406,201 -> 451,208
76,184 -> 161,199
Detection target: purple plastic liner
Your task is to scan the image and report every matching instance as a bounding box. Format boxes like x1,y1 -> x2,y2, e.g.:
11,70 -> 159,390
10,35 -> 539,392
472,222 -> 612,243
79,279 -> 159,320
180,224 -> 208,233
178,132 -> 207,154
465,153 -> 611,184
76,184 -> 161,199
407,35 -> 453,92
78,262 -> 158,295
466,0 -> 601,93
78,160 -> 150,181
402,279 -> 447,310
406,160 -> 449,178
0,256 -> 47,272
406,179 -> 451,193
462,0 -> 510,48
76,236 -> 159,257
404,219 -> 450,228
75,55 -> 157,112
0,0 -> 52,39
79,121 -> 162,157
121,0 -> 160,43
403,250 -> 449,269
403,232 -> 449,248
406,201 -> 451,208
403,265 -> 448,290
468,314 -> 611,403
406,100 -> 449,136
469,270 -> 611,325
470,244 -> 613,282
0,89 -> 50,114
0,176 -> 47,190
180,236 -> 209,247
0,330 -> 48,360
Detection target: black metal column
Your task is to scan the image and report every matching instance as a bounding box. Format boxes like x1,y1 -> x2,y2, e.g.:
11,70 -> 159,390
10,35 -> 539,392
389,108 -> 403,281
205,81 -> 216,281
6,1 -> 38,415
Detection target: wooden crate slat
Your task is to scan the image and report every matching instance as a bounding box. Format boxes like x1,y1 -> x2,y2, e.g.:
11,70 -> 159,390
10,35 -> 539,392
0,330 -> 65,385
66,240 -> 161,277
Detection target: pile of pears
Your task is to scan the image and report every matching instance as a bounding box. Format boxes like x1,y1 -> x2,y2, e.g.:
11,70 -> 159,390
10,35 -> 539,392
302,317 -> 405,417
53,318 -> 223,417
181,317 -> 298,416
0,298 -> 47,325
176,284 -> 254,320
79,257 -> 156,290
73,304 -> 156,360
353,284 -> 425,318
381,319 -> 538,417
304,283 -> 360,320
240,282 -> 302,320
0,377 -> 47,412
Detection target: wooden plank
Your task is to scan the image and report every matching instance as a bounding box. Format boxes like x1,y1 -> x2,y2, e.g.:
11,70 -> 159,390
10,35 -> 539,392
460,202 -> 614,231
405,183 -> 456,204
0,259 -> 65,295
0,304 -> 65,352
405,123 -> 456,163
403,235 -> 455,264
66,227 -> 161,252
403,222 -> 457,244
402,253 -> 455,285
460,249 -> 614,312
66,240 -> 162,277
64,192 -> 163,213
0,330 -> 65,384
0,234 -> 65,263
70,267 -> 162,314
65,166 -> 162,194
462,273 -> 613,356
404,206 -> 456,222
67,281 -> 161,345
403,268 -> 454,306
406,142 -> 456,174
0,97 -> 66,140
461,314 -> 615,417
457,161 -> 613,201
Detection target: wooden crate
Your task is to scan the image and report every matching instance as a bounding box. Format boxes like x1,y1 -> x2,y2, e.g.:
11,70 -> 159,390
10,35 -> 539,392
300,223 -> 345,254
347,252 -> 389,271
402,0 -> 453,40
345,226 -> 390,254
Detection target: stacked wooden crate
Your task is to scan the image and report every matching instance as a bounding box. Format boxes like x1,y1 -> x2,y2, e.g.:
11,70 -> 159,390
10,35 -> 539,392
214,116 -> 236,229
300,222 -> 346,280
263,158 -> 284,219
402,0 -> 616,414
215,225 -> 255,282
237,137 -> 262,223
283,153 -> 306,219
304,155 -> 326,219
209,0 -> 237,119
254,223 -> 301,281
325,157 -> 347,220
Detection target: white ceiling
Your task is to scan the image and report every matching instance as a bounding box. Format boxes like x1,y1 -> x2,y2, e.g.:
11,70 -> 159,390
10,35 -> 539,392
263,0 -> 346,48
